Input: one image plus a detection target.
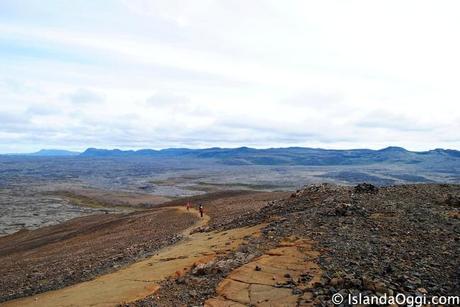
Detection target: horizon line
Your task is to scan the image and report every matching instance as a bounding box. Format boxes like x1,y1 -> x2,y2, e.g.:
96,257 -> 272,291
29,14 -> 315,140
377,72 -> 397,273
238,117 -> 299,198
2,145 -> 459,156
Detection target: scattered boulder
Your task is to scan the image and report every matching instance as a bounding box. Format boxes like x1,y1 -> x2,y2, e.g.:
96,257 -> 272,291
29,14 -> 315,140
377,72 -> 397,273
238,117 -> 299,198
191,262 -> 214,276
214,260 -> 234,274
334,203 -> 352,216
362,276 -> 375,291
444,194 -> 460,207
354,183 -> 379,194
190,226 -> 210,234
416,287 -> 428,294
329,277 -> 344,287
175,276 -> 187,284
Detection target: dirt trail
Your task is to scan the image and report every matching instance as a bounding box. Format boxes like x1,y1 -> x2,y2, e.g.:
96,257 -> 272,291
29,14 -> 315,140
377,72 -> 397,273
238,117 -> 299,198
4,207 -> 262,307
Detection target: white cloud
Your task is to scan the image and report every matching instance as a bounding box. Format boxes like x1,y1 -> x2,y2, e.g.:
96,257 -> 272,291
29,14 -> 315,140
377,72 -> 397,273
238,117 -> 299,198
64,88 -> 104,104
0,0 -> 459,152
146,91 -> 189,107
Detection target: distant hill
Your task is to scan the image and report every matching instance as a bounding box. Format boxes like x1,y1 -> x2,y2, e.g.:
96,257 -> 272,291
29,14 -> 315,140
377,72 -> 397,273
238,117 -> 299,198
79,146 -> 460,166
28,149 -> 80,156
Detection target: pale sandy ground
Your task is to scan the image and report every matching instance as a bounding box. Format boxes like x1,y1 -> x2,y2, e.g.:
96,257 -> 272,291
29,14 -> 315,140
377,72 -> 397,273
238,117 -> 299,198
205,238 -> 322,307
4,208 -> 262,307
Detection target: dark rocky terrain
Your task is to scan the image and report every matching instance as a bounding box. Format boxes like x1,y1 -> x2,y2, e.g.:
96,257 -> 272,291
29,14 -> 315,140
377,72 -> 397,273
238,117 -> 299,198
1,183 -> 459,306
127,183 -> 460,306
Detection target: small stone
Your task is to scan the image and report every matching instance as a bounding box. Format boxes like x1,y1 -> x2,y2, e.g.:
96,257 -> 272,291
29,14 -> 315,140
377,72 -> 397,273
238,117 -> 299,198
350,278 -> 362,288
330,277 -> 344,287
417,287 -> 428,294
362,276 -> 375,291
374,281 -> 387,293
176,276 -> 186,284
255,265 -> 262,271
292,288 -> 303,295
354,183 -> 379,194
191,262 -> 213,276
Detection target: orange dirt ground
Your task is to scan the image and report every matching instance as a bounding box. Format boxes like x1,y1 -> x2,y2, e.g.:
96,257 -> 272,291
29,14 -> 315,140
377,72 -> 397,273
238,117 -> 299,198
4,208 -> 264,307
205,238 -> 322,307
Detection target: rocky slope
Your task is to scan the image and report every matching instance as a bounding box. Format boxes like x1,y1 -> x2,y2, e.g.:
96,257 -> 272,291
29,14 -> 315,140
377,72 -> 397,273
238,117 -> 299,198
129,183 -> 460,306
1,184 -> 459,306
0,190 -> 286,303
0,207 -> 197,302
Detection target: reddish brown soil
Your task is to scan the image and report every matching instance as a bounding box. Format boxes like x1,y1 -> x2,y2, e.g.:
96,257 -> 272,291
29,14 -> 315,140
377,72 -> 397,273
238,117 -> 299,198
0,207 -> 198,302
54,187 -> 171,208
160,190 -> 290,228
0,190 -> 286,303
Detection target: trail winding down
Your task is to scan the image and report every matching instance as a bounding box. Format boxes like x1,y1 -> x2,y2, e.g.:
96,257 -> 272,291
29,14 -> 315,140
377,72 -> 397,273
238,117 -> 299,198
4,207 -> 261,307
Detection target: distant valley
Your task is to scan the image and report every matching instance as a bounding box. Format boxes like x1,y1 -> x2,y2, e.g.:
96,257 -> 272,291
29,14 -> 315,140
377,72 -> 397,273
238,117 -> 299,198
1,146 -> 459,235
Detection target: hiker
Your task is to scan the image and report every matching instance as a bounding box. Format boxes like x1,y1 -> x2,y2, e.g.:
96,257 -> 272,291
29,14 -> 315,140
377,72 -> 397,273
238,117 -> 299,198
186,202 -> 191,211
198,204 -> 204,218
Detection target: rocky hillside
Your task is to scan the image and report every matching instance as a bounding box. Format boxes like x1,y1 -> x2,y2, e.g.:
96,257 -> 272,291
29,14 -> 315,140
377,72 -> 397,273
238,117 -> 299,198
1,183 -> 459,306
132,183 -> 460,306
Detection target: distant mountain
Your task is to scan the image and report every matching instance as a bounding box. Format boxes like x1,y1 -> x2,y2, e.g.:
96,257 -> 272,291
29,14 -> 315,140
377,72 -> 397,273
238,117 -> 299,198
80,148 -> 136,157
79,146 -> 460,166
81,147 -> 194,157
28,149 -> 80,156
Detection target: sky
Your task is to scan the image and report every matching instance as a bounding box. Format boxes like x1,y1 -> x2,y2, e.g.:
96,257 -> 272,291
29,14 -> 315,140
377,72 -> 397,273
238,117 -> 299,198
1,0 -> 459,153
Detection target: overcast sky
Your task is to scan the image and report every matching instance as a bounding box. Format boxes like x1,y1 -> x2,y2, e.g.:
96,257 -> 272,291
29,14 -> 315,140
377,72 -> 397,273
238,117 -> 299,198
1,0 -> 459,153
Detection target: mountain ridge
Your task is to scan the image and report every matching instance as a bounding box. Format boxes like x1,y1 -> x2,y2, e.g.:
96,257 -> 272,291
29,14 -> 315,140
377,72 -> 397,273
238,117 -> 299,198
79,146 -> 459,156
4,147 -> 460,167
77,146 -> 460,166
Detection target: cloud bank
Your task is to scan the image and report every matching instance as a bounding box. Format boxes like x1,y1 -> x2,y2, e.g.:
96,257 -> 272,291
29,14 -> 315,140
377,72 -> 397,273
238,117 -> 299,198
0,0 -> 459,153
